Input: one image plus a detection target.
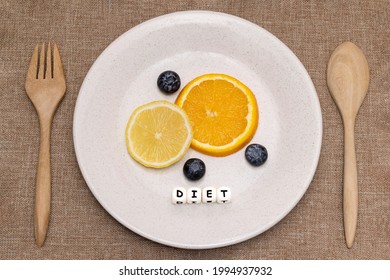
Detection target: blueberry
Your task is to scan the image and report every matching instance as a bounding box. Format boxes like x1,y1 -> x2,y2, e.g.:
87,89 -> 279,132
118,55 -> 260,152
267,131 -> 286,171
157,70 -> 181,94
183,158 -> 206,181
245,144 -> 268,166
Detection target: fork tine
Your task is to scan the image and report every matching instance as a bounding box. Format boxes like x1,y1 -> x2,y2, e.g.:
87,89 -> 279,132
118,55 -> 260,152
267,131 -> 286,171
38,43 -> 45,79
27,44 -> 39,80
53,43 -> 64,79
46,42 -> 52,79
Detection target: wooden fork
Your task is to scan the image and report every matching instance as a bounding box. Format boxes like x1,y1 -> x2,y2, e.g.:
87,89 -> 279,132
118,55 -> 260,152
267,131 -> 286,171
25,43 -> 66,247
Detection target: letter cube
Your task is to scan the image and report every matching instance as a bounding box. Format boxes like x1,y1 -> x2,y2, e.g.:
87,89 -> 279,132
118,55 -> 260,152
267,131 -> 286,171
187,187 -> 202,204
172,187 -> 186,204
217,187 -> 231,204
202,187 -> 217,203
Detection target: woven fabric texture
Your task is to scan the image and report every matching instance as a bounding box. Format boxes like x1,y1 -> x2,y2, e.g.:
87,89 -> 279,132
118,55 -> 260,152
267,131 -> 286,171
0,0 -> 389,259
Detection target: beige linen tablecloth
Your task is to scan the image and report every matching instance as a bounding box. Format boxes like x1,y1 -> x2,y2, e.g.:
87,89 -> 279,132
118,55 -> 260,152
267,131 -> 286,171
1,0 -> 389,259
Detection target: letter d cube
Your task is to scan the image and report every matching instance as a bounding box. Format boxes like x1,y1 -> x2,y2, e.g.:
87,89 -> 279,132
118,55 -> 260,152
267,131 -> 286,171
172,187 -> 186,204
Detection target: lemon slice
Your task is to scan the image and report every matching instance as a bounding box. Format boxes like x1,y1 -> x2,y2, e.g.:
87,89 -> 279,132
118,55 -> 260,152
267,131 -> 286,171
175,73 -> 258,156
125,100 -> 193,168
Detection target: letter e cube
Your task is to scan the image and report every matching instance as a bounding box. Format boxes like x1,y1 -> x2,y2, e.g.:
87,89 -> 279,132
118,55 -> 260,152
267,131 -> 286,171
202,187 -> 217,203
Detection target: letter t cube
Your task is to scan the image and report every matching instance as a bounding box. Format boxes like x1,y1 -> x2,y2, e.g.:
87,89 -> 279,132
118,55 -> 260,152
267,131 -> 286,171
217,187 -> 231,203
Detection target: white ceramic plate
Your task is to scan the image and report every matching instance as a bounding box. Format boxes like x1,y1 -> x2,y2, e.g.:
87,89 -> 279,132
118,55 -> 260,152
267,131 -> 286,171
74,11 -> 322,249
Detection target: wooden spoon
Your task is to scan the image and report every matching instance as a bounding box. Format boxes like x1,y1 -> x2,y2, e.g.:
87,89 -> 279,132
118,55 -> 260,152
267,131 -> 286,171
327,42 -> 369,248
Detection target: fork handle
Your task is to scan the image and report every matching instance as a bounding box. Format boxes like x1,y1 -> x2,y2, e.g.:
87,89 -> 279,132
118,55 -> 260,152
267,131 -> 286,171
343,118 -> 358,248
34,117 -> 52,247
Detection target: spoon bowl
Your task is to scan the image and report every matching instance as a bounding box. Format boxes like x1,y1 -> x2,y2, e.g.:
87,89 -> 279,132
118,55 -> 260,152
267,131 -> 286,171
327,42 -> 369,119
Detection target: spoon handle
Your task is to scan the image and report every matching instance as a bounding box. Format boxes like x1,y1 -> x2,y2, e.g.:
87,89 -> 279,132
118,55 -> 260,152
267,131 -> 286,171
343,118 -> 358,248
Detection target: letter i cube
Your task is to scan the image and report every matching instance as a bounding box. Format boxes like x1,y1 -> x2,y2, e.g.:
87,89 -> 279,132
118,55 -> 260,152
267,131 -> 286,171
187,187 -> 202,204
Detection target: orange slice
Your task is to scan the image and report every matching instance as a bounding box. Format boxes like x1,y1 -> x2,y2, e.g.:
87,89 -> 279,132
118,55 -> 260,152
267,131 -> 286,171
125,100 -> 192,168
175,73 -> 258,156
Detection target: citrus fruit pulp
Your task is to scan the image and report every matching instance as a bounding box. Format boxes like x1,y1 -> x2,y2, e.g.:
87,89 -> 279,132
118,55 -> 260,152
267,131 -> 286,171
125,100 -> 192,168
175,73 -> 258,156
